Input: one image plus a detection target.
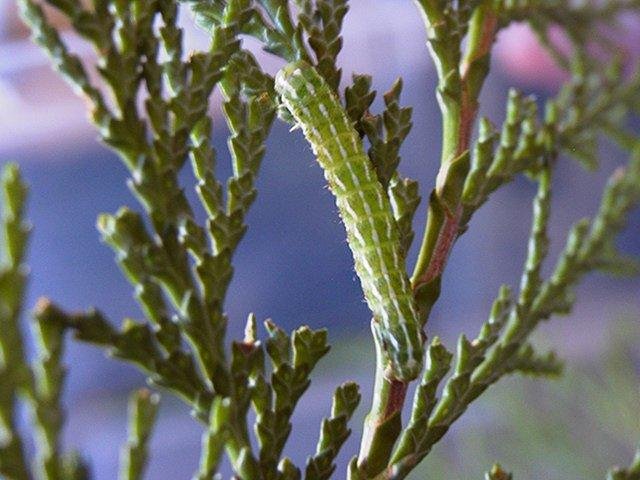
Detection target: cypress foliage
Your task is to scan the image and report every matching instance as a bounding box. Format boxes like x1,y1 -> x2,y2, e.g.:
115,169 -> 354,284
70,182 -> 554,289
2,1 -> 640,478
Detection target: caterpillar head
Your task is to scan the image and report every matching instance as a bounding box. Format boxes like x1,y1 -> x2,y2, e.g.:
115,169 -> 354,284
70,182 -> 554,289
277,103 -> 297,126
275,61 -> 313,128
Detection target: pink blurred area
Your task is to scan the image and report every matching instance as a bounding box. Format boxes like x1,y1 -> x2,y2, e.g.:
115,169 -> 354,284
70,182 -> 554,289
494,23 -> 568,90
4,0 -> 639,156
494,12 -> 640,90
0,0 -> 607,156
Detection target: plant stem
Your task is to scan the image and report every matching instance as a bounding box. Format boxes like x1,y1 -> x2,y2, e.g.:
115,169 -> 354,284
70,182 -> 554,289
411,2 -> 498,300
353,332 -> 408,478
353,5 -> 499,478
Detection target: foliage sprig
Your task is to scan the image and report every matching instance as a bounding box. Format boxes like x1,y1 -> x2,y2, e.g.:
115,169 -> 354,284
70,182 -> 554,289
5,0 -> 640,479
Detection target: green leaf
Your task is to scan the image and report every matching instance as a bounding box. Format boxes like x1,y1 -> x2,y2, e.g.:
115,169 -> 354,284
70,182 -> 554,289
305,382 -> 360,480
265,320 -> 291,368
362,79 -> 414,190
119,389 -> 160,480
485,464 -> 513,480
30,298 -> 71,480
388,174 -> 422,256
507,345 -> 563,378
392,337 -> 453,464
292,327 -> 330,370
1,163 -> 29,268
345,74 -> 376,130
298,0 -> 349,91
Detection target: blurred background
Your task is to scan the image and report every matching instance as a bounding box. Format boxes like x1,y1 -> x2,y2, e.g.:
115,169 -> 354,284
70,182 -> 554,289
0,0 -> 639,478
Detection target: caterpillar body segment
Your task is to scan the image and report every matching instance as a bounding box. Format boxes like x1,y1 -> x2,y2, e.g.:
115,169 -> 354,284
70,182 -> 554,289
275,61 -> 424,381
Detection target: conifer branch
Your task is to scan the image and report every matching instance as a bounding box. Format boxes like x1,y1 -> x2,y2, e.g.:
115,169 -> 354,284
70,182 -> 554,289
305,382 -> 360,480
297,0 -> 349,90
119,389 -> 160,480
608,448 -> 640,480
0,166 -> 90,480
349,4 -> 500,478
411,0 -> 498,322
11,1 -> 640,479
0,164 -> 32,480
386,148 -> 640,478
29,300 -> 70,480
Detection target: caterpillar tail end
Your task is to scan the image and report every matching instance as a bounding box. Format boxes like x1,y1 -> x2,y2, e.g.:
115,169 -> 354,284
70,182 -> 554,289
372,319 -> 425,382
386,358 -> 422,383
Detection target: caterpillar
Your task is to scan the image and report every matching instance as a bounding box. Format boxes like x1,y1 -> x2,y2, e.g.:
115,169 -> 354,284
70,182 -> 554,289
275,61 -> 424,381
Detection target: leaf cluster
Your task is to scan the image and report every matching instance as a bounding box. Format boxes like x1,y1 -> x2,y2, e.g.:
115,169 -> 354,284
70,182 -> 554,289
0,165 -> 165,480
6,0 -> 640,479
14,0 -> 363,478
347,0 -> 640,478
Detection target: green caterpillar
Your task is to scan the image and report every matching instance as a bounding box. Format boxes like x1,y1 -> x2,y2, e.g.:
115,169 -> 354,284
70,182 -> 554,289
275,61 -> 424,381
